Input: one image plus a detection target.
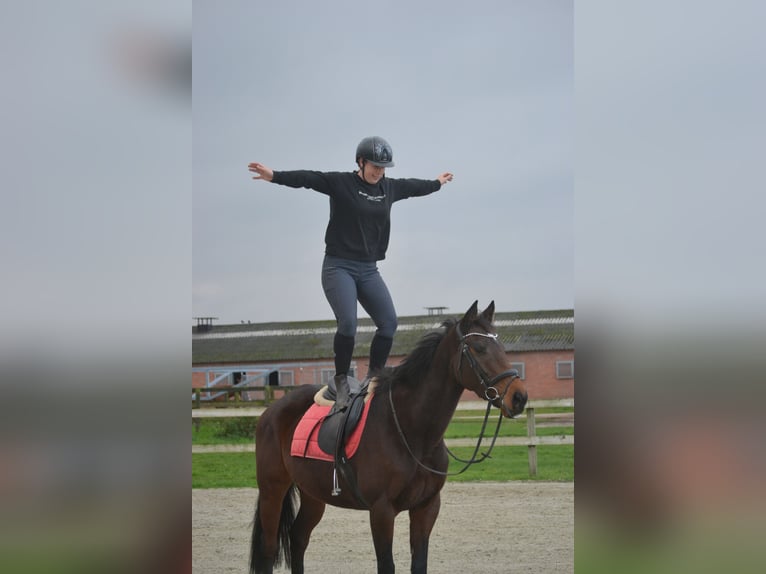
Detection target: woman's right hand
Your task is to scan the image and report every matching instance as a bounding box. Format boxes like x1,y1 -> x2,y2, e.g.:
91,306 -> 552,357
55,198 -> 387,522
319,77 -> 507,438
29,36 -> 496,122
248,162 -> 274,182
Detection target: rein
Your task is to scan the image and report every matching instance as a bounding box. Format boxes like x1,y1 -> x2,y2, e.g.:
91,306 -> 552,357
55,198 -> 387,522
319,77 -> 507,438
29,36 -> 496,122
389,322 -> 520,477
388,386 -> 503,476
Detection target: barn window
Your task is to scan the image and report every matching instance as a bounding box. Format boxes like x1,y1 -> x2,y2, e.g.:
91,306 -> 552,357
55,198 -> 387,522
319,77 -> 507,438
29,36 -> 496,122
320,367 -> 356,385
511,362 -> 525,380
279,370 -> 294,386
556,360 -> 574,379
320,369 -> 334,385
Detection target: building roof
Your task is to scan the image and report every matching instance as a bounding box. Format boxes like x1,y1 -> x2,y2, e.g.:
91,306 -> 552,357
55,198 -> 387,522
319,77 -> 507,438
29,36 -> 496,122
192,309 -> 573,364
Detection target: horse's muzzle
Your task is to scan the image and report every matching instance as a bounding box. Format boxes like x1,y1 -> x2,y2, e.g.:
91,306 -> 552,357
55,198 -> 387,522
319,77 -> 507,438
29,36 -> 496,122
511,390 -> 528,415
499,386 -> 527,418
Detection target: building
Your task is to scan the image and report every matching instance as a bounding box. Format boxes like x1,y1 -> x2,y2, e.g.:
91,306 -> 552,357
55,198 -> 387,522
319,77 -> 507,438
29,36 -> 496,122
192,309 -> 574,401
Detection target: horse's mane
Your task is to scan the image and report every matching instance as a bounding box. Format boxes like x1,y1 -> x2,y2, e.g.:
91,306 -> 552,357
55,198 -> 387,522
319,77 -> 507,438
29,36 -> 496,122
375,318 -> 458,392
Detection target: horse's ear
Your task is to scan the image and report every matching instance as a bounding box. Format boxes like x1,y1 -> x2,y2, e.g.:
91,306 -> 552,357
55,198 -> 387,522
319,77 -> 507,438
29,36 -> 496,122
481,300 -> 495,324
461,301 -> 479,329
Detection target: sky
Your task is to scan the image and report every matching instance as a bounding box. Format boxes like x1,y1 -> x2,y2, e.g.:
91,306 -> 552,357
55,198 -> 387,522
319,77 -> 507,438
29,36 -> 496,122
192,0 -> 573,325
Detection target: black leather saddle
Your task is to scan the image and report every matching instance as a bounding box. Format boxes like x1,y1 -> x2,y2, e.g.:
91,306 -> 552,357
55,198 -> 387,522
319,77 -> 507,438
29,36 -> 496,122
317,376 -> 370,456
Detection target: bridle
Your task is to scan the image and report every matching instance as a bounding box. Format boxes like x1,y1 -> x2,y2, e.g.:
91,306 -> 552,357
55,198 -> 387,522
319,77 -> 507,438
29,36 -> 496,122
389,320 -> 522,476
455,321 -> 520,417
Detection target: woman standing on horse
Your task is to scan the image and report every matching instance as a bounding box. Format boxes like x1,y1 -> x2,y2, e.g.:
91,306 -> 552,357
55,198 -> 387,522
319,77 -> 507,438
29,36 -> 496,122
249,136 -> 453,408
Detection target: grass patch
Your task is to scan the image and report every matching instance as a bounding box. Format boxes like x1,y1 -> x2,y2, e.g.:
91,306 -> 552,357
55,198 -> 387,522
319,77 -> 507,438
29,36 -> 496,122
444,419 -> 573,439
192,410 -> 573,445
192,445 -> 573,489
192,452 -> 257,489
446,445 -> 573,482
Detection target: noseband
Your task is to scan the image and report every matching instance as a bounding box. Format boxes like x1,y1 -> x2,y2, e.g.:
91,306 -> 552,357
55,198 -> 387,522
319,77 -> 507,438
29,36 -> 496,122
455,322 -> 520,411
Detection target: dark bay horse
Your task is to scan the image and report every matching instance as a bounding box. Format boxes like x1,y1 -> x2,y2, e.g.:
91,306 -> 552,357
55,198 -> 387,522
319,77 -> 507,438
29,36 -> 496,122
250,301 -> 528,574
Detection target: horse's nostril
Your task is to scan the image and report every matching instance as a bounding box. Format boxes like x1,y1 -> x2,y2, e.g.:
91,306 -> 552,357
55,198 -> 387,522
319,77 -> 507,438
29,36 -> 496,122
513,391 -> 527,407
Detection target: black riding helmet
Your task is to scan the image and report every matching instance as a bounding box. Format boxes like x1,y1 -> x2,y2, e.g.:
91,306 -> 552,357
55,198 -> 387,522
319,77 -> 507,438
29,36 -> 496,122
355,136 -> 395,168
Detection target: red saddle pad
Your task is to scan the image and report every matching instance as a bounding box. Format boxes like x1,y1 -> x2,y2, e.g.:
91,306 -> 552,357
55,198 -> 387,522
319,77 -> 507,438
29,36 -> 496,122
290,397 -> 373,462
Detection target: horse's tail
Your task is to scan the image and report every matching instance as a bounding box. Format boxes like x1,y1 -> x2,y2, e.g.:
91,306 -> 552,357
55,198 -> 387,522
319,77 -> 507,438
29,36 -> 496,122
249,485 -> 298,574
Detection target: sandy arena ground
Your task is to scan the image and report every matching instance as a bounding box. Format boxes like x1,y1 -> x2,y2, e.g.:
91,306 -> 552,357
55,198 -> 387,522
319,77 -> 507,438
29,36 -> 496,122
192,482 -> 573,573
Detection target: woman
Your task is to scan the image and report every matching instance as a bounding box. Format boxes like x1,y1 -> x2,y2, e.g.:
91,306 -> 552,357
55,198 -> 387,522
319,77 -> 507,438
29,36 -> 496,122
249,136 -> 453,408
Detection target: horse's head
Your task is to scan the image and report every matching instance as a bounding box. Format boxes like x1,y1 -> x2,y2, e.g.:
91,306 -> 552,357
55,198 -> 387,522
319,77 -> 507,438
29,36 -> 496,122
452,301 -> 528,418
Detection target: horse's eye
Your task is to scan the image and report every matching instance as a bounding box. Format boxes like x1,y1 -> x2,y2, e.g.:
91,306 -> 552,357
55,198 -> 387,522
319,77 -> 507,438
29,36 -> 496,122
474,344 -> 488,355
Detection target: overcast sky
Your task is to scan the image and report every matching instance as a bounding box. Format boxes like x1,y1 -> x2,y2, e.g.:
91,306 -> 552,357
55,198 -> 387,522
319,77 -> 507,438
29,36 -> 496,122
192,0 -> 573,325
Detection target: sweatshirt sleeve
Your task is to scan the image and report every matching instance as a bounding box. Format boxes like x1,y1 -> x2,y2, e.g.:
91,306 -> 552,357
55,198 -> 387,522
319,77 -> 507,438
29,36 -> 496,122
271,170 -> 338,196
390,178 -> 442,202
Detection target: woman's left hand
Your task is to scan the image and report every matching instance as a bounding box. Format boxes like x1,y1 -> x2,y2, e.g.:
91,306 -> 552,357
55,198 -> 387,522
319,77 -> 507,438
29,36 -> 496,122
437,172 -> 454,185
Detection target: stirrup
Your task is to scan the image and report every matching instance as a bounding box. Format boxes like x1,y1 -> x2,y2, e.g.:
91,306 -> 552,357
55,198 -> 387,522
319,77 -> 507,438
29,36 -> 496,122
331,466 -> 341,496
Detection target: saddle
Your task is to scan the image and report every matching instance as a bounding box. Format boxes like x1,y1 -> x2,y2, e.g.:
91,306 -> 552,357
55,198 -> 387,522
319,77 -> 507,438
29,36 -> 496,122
316,376 -> 370,456
316,376 -> 372,506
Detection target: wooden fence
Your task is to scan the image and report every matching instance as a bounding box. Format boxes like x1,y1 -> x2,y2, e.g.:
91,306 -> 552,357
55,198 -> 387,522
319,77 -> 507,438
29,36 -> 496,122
191,390 -> 573,476
192,385 -> 301,409
524,399 -> 573,476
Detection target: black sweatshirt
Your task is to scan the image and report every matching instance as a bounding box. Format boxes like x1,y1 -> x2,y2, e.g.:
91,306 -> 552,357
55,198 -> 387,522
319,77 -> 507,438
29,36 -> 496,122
271,170 -> 441,261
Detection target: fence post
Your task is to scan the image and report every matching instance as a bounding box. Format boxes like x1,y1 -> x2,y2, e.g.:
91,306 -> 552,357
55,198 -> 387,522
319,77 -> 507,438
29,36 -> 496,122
194,389 -> 200,409
526,406 -> 537,476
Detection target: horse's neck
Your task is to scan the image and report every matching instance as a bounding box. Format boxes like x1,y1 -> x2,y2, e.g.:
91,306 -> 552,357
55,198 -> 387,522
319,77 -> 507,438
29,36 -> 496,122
396,344 -> 464,443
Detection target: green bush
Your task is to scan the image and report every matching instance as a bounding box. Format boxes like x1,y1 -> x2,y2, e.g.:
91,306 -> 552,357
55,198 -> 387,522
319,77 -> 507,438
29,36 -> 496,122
216,417 -> 256,440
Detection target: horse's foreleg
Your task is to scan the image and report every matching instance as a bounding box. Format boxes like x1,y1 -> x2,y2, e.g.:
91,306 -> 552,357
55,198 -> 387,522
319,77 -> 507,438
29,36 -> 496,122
369,503 -> 397,574
408,492 -> 441,574
289,490 -> 326,574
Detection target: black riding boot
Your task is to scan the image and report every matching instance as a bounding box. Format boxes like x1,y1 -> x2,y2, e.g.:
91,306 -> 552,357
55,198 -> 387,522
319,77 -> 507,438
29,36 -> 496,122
333,374 -> 350,411
368,334 -> 393,381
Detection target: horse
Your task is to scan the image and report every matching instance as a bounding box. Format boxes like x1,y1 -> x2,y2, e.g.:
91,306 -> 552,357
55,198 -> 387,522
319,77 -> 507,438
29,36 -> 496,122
249,300 -> 528,574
